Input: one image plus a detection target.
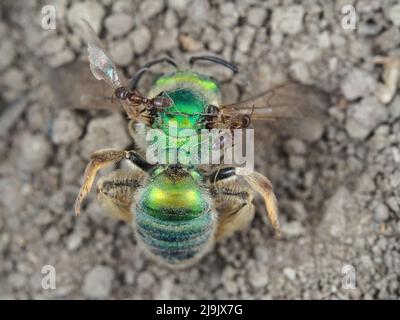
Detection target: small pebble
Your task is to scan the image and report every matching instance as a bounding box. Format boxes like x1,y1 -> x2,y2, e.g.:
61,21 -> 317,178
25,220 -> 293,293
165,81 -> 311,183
51,110 -> 84,145
0,39 -> 15,71
68,2 -> 105,35
47,49 -> 75,68
17,133 -> 52,172
82,265 -> 115,299
129,26 -> 152,55
374,204 -> 390,222
81,113 -> 131,158
384,4 -> 400,26
283,267 -> 297,281
247,7 -> 267,27
341,68 -> 376,101
272,5 -> 305,35
345,97 -> 388,140
153,29 -> 178,52
140,0 -> 165,20
237,25 -> 256,53
168,0 -> 191,14
105,13 -> 134,37
109,39 -> 134,66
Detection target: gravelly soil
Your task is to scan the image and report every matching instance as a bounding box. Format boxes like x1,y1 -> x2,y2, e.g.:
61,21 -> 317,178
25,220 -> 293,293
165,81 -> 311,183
0,0 -> 400,299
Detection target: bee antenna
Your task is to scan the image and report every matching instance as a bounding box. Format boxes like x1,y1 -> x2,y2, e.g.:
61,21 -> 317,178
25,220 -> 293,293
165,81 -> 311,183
128,57 -> 178,90
189,55 -> 239,74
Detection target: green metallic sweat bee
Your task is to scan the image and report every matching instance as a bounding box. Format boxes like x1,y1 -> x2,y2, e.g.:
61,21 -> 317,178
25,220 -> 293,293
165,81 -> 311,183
74,23 -> 321,267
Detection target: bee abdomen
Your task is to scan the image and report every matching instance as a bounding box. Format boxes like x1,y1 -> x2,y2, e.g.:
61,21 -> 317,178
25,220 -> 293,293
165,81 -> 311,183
135,207 -> 215,266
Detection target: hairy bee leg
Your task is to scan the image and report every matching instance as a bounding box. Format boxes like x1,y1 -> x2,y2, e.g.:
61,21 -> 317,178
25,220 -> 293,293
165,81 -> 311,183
75,149 -> 153,216
215,195 -> 255,241
97,169 -> 146,223
210,167 -> 281,239
238,168 -> 281,239
210,168 -> 255,240
75,149 -> 129,216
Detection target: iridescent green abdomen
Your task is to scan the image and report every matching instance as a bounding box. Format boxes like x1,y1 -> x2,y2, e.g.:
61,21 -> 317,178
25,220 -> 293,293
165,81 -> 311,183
135,167 -> 215,265
140,167 -> 205,220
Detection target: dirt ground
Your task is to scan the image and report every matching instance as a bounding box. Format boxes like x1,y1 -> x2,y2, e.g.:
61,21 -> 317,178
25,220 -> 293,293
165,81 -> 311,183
1,0 -> 399,299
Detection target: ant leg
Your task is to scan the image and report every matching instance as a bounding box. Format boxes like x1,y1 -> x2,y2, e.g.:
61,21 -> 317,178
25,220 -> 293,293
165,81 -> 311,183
189,55 -> 239,74
128,57 -> 178,90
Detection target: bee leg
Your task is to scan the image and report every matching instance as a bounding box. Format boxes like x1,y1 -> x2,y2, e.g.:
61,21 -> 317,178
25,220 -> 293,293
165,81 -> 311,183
215,194 -> 255,241
97,169 -> 146,223
210,168 -> 254,240
75,149 -> 152,215
210,167 -> 280,239
75,149 -> 128,215
238,168 -> 280,239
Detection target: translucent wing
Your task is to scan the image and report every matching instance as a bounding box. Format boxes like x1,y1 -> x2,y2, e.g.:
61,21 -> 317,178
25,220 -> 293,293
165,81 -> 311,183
221,82 -> 326,121
81,20 -> 121,89
48,61 -> 119,111
219,82 -> 329,138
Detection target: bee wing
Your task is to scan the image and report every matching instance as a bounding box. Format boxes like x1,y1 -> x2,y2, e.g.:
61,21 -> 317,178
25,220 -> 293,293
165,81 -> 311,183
81,20 -> 121,89
48,61 -> 120,111
219,82 -> 329,137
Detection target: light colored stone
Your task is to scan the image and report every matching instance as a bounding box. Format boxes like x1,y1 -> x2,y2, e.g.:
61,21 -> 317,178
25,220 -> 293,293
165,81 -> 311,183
237,25 -> 256,53
47,48 -> 75,67
81,114 -> 131,158
51,110 -> 84,145
284,139 -> 307,155
0,39 -> 15,71
153,29 -> 178,52
188,0 -> 209,26
346,97 -> 388,140
341,68 -> 376,101
164,10 -> 179,28
281,221 -> 305,238
109,39 -> 133,66
272,5 -> 305,35
137,272 -> 156,291
42,36 -> 67,56
168,0 -> 191,14
68,1 -> 105,35
179,34 -> 203,52
105,13 -> 134,37
374,203 -> 390,222
140,0 -> 165,20
249,269 -> 269,289
283,267 -> 297,281
384,4 -> 400,26
17,133 -> 52,172
247,7 -> 267,27
82,265 -> 114,299
290,61 -> 312,84
129,26 -> 152,55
